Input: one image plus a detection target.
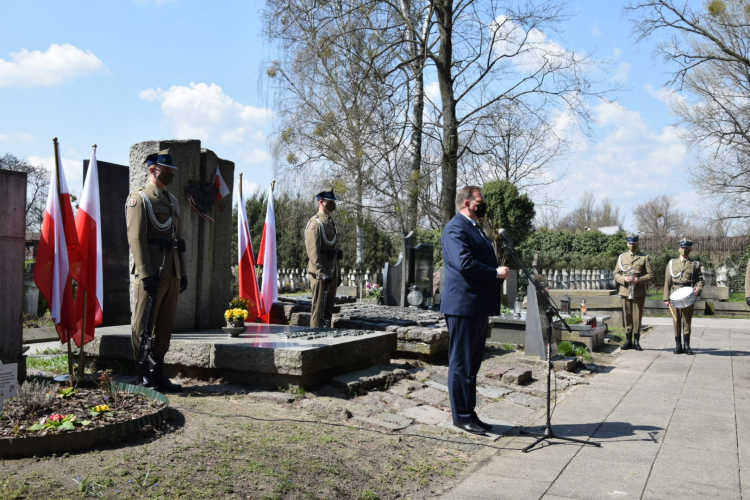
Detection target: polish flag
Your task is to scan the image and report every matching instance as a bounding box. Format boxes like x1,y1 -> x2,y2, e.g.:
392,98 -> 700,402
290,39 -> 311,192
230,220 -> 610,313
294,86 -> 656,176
258,185 -> 278,322
34,141 -> 80,343
238,189 -> 263,322
214,168 -> 230,201
70,147 -> 103,347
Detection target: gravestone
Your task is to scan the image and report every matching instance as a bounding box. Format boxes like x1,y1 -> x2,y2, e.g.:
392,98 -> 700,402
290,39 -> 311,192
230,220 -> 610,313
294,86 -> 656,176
83,159 -> 131,326
129,140 -> 235,332
0,170 -> 26,383
504,270 -> 518,307
382,232 -> 434,307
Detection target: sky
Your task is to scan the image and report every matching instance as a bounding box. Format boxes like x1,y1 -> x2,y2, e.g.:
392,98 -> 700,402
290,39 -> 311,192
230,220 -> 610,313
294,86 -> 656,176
0,0 -> 696,232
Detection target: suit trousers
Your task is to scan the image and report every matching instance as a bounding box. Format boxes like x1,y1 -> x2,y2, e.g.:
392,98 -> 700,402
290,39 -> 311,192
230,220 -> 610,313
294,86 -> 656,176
310,275 -> 337,328
672,304 -> 694,338
621,296 -> 646,335
131,276 -> 179,359
446,314 -> 488,424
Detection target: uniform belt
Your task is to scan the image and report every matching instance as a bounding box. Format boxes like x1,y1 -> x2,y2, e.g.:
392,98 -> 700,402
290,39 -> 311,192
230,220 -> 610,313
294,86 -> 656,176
147,237 -> 186,252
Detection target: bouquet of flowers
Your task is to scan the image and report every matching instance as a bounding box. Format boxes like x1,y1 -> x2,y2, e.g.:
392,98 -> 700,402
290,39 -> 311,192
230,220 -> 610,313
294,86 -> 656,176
225,308 -> 249,324
366,283 -> 383,300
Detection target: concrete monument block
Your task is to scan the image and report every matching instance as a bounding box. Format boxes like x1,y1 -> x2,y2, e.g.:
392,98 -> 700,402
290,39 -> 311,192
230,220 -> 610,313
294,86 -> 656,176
0,171 -> 27,381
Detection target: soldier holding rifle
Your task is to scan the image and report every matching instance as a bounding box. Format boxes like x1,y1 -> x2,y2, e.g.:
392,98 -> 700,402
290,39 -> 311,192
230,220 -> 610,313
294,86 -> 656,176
614,234 -> 653,351
126,149 -> 187,393
305,190 -> 342,327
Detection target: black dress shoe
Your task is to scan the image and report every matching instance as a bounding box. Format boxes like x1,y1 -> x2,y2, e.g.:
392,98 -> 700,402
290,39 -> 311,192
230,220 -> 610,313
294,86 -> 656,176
453,422 -> 487,435
471,416 -> 493,431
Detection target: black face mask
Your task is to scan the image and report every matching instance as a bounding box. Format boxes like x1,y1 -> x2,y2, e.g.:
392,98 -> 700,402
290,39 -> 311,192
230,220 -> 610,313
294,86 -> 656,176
473,202 -> 487,218
325,201 -> 336,212
156,169 -> 174,186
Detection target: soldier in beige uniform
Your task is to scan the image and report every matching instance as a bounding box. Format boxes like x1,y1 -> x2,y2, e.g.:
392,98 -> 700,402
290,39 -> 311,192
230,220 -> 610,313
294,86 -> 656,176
614,234 -> 653,351
663,238 -> 704,355
126,150 -> 187,393
306,190 -> 342,328
745,259 -> 750,307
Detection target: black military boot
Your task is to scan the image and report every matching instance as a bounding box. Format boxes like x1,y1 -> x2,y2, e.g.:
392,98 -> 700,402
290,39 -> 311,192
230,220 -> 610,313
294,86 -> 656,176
683,336 -> 694,355
152,357 -> 183,393
633,333 -> 643,351
622,333 -> 633,350
137,362 -> 160,390
674,336 -> 684,354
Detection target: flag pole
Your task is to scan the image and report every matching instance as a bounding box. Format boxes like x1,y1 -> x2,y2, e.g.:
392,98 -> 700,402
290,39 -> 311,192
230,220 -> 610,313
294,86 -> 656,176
54,138 -> 75,379
239,172 -> 243,198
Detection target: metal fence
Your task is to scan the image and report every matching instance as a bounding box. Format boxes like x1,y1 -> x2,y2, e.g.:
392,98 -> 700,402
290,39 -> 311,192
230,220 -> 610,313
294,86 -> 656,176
637,235 -> 747,256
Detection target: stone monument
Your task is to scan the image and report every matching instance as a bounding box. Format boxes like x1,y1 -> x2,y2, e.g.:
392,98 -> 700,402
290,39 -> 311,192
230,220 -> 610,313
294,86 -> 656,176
382,232 -> 433,307
524,279 -> 558,360
83,159 -> 131,326
129,140 -> 235,331
0,170 -> 26,382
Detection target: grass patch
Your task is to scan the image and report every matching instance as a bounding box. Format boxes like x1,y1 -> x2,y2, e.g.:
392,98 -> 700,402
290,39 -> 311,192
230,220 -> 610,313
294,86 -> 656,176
25,355 -> 70,374
557,341 -> 592,362
500,342 -> 516,351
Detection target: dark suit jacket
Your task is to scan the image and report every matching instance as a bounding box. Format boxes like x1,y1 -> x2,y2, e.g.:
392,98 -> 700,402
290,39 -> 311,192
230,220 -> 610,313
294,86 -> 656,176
440,214 -> 500,317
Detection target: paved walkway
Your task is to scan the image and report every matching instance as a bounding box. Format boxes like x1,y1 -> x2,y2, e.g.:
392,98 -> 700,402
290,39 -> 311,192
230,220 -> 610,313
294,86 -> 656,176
443,320 -> 750,500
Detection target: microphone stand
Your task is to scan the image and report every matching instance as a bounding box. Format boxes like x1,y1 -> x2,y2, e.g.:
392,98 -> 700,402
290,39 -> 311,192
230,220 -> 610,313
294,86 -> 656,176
498,231 -> 600,453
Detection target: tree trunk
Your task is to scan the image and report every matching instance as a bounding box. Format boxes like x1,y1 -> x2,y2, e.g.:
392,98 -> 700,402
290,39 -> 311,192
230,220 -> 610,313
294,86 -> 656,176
434,0 -> 458,228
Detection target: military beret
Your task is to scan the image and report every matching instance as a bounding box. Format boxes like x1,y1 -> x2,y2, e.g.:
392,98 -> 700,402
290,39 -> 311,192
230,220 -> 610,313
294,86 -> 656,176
145,149 -> 178,169
315,190 -> 337,201
626,233 -> 639,244
679,238 -> 693,248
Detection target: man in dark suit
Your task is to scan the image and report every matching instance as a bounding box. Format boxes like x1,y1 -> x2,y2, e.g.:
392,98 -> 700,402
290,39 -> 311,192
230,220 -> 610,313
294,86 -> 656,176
441,185 -> 510,435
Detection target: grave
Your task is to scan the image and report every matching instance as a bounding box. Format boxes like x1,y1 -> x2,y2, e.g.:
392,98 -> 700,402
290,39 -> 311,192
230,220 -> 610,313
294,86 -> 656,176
487,314 -> 527,346
383,232 -> 434,306
80,324 -> 396,389
332,304 -> 448,359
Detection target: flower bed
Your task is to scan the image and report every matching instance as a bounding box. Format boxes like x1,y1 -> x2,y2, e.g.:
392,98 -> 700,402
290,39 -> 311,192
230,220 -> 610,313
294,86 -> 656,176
0,381 -> 169,458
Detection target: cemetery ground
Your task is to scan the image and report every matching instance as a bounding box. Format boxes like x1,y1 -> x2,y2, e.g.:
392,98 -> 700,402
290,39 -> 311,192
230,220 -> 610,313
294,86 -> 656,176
2,327 -> 624,500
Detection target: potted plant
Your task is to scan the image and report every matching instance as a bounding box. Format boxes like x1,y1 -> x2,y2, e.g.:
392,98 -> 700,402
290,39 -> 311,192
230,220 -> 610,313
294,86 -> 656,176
366,283 -> 384,305
223,297 -> 252,337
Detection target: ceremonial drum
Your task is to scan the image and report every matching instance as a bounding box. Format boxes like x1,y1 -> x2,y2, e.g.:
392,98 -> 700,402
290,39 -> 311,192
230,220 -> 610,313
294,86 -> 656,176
669,287 -> 697,309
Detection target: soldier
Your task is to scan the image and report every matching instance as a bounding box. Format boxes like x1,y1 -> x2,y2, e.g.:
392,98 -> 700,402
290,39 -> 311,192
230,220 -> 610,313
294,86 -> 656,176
614,234 -> 653,351
745,259 -> 750,308
305,190 -> 342,328
663,239 -> 704,355
126,149 -> 187,393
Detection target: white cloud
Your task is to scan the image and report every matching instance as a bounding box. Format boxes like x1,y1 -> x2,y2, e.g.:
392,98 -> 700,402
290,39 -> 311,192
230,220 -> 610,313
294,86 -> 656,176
240,148 -> 272,165
133,0 -> 175,5
0,44 -> 104,88
424,81 -> 440,103
645,84 -> 687,107
491,16 -> 576,74
139,82 -> 274,146
612,47 -> 622,58
611,62 -> 631,83
0,133 -> 33,142
591,23 -> 603,37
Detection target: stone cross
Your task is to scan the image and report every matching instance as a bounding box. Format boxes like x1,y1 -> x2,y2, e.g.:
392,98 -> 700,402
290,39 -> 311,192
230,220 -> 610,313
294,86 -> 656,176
0,360 -> 19,415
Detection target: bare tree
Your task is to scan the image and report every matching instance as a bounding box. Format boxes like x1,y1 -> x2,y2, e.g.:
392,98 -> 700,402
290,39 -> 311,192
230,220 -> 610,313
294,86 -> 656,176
627,0 -> 750,220
633,195 -> 686,237
0,153 -> 50,234
557,192 -> 623,232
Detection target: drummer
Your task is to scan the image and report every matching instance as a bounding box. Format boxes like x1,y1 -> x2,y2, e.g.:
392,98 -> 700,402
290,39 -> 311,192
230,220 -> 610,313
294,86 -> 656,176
663,238 -> 704,355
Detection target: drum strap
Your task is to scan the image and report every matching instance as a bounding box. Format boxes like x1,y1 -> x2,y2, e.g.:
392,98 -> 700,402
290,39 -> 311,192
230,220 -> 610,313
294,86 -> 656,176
692,262 -> 697,288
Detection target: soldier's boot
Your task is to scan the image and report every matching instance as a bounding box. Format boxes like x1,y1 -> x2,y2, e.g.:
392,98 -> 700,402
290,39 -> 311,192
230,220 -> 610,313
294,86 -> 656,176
633,334 -> 643,351
622,333 -> 633,350
137,362 -> 160,391
152,357 -> 183,393
683,336 -> 694,355
674,336 -> 684,354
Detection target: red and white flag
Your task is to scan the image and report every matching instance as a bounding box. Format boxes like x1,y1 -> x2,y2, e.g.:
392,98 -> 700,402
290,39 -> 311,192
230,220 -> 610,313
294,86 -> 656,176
214,168 -> 230,201
70,147 -> 103,347
258,185 -> 278,323
238,189 -> 263,322
34,140 -> 80,343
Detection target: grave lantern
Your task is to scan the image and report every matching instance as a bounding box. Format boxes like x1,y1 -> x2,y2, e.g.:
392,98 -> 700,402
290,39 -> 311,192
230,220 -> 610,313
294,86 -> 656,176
407,284 -> 424,308
560,295 -> 571,316
513,295 -> 522,317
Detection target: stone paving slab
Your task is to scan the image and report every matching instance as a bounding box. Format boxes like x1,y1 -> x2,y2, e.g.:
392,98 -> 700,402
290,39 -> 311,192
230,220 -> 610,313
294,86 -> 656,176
476,385 -> 512,399
409,387 -> 450,406
397,405 -> 452,425
439,324 -> 749,499
477,400 -> 543,426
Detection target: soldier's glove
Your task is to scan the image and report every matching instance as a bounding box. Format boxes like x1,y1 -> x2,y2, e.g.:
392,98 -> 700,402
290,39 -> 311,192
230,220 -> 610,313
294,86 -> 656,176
746,297 -> 750,307
180,276 -> 188,293
336,249 -> 343,260
143,275 -> 159,297
322,275 -> 333,285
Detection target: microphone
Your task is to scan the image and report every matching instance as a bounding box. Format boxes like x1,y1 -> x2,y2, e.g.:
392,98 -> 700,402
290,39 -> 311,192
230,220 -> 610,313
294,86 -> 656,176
497,228 -> 511,245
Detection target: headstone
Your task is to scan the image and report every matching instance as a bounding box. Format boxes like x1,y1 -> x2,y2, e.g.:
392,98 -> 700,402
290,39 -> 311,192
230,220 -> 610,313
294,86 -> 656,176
129,140 -> 235,331
504,270 -> 518,308
0,360 -> 19,414
83,159 -> 131,326
383,254 -> 404,306
413,243 -> 434,301
0,170 -> 26,383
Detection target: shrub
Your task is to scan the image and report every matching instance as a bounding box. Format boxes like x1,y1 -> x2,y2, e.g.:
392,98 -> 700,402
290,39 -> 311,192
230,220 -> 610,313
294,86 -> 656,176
12,379 -> 56,415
